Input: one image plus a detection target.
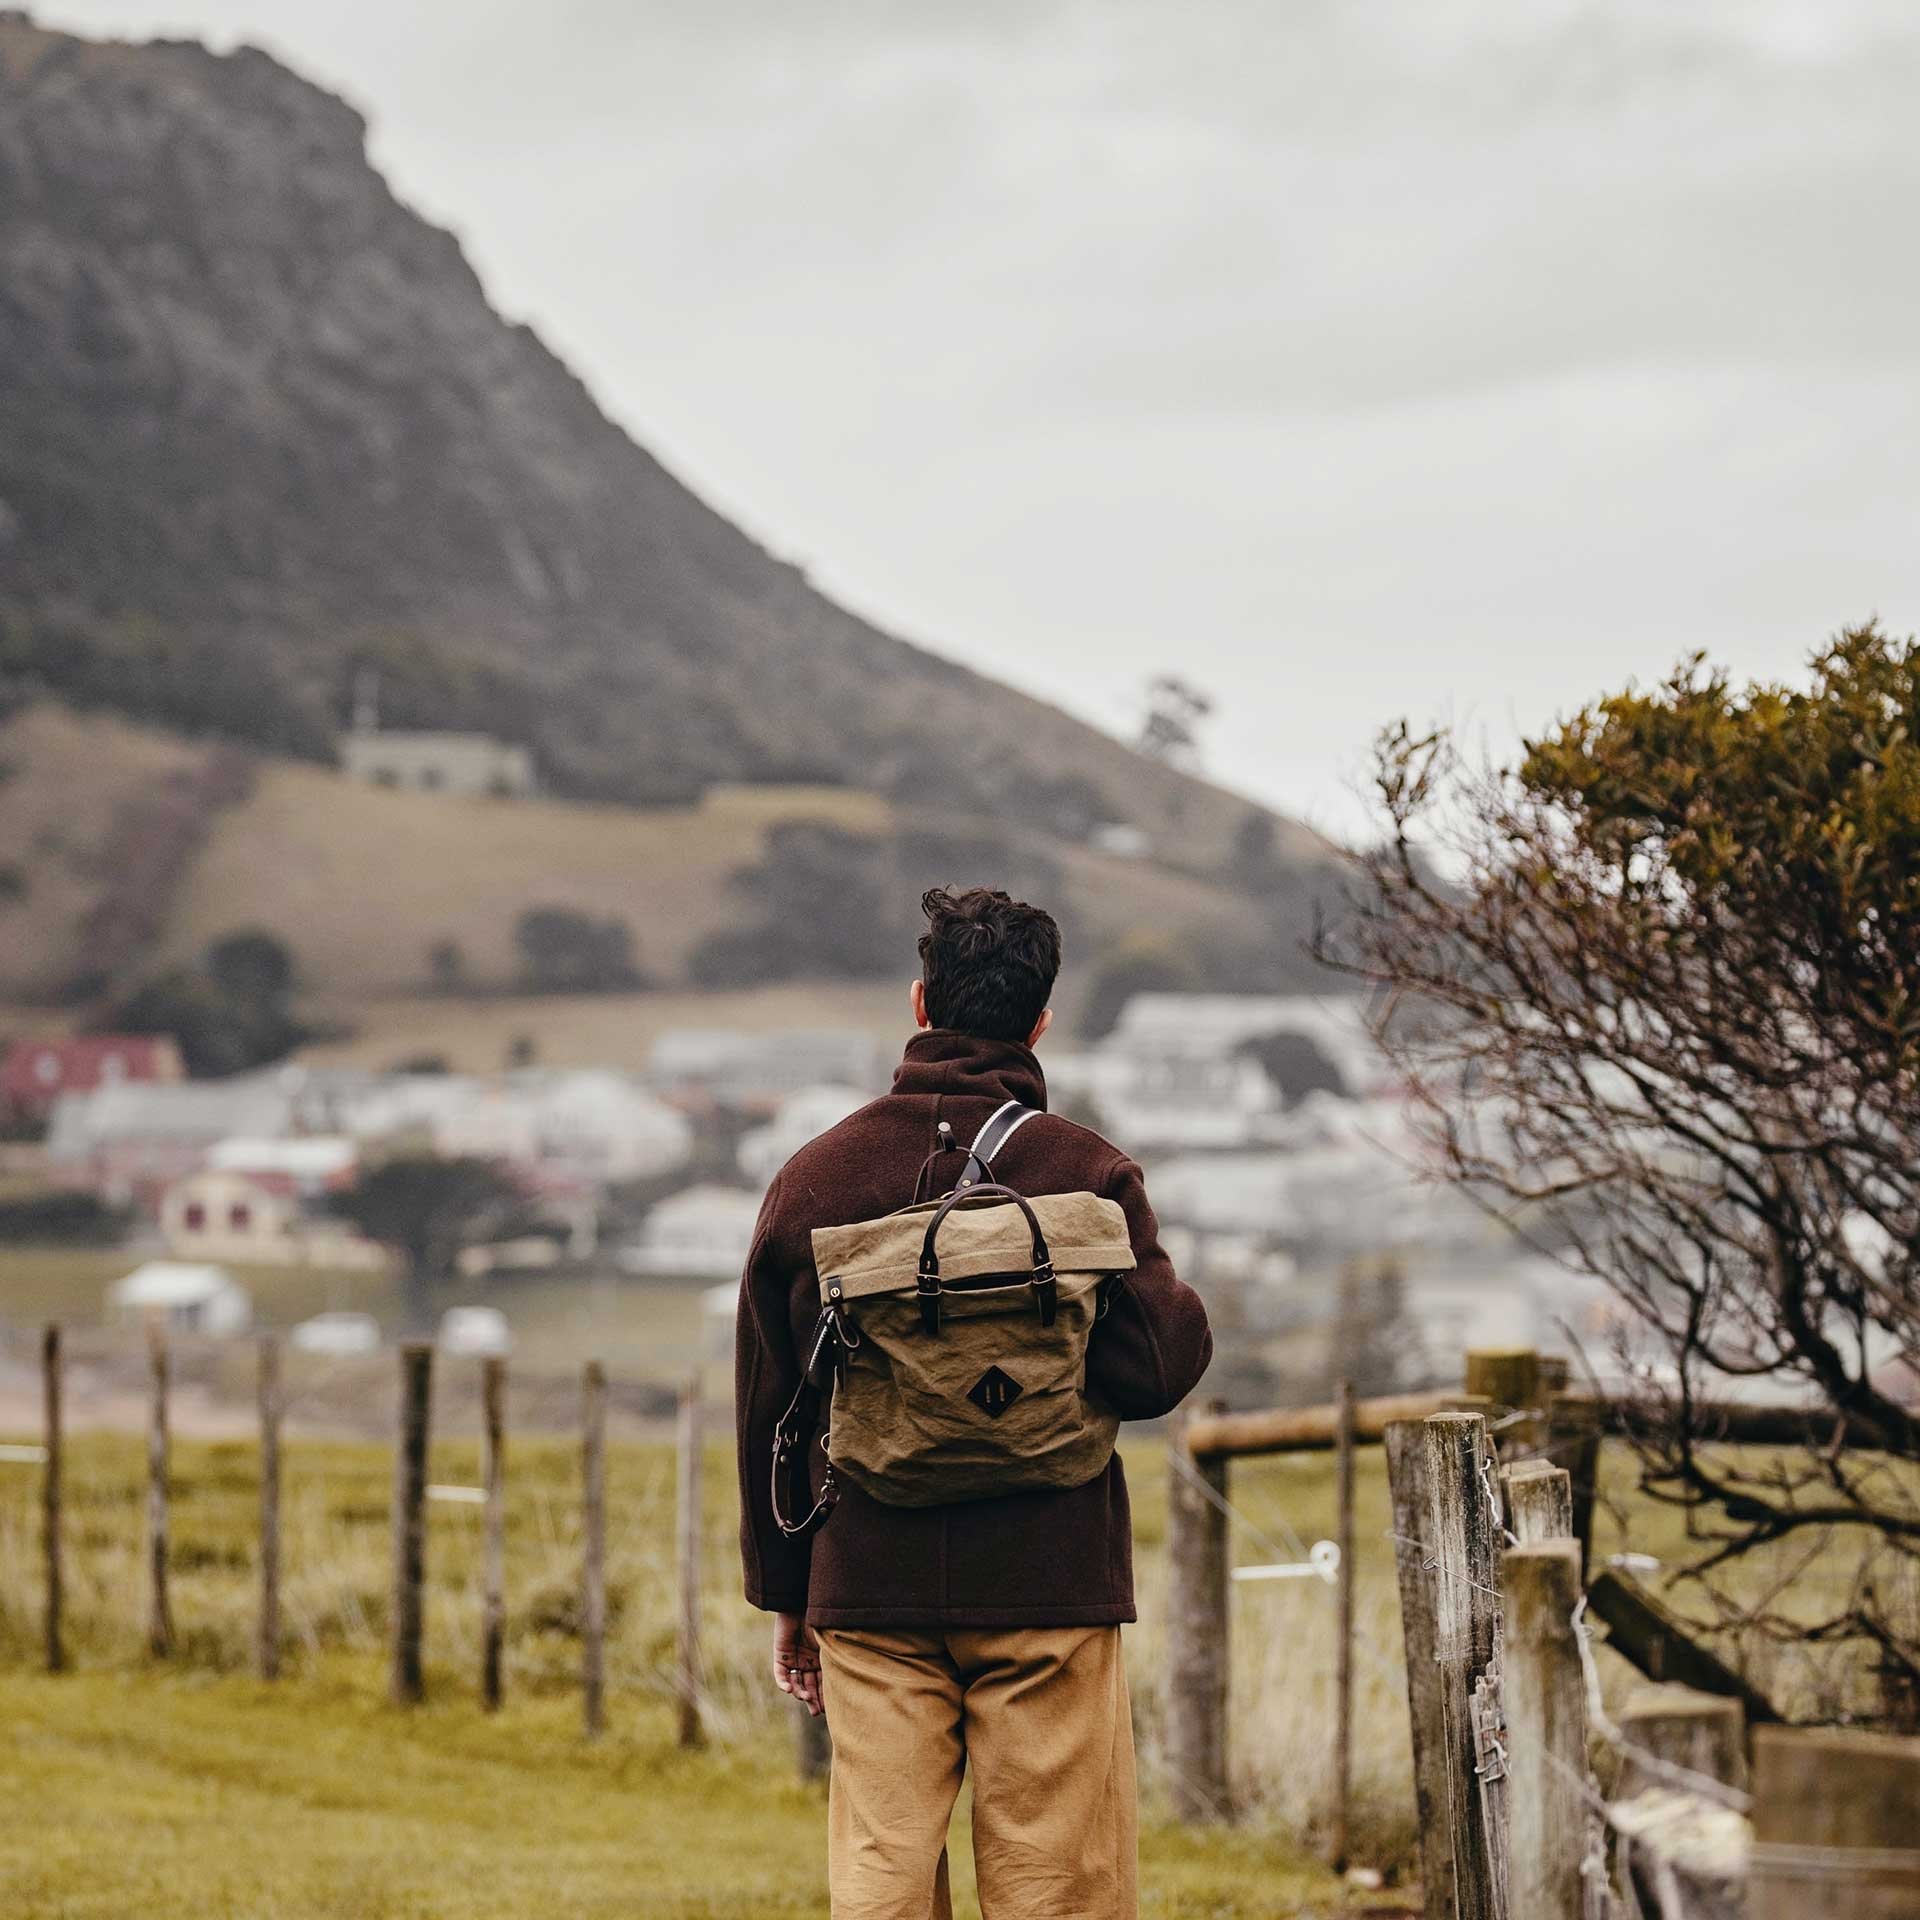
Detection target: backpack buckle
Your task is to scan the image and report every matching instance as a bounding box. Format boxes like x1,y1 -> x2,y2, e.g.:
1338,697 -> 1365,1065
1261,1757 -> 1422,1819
1030,1258 -> 1057,1328
916,1263 -> 943,1336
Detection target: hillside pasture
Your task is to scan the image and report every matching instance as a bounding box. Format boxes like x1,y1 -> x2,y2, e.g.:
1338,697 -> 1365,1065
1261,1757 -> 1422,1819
0,704 -> 1296,1037
0,706 -> 211,1000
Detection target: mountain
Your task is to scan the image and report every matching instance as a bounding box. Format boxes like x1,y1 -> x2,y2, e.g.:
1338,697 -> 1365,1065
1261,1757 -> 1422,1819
0,14 -> 1322,876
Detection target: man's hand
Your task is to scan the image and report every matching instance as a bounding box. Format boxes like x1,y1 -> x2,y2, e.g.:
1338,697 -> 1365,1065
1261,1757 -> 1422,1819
773,1611 -> 823,1717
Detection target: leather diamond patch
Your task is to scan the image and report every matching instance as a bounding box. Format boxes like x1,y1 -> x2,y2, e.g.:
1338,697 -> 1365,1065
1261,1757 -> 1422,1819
967,1365 -> 1023,1419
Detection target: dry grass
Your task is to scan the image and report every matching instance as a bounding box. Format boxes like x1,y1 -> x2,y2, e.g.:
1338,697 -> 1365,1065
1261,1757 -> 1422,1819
0,705 -> 208,999
295,982 -> 911,1075
162,761 -> 893,997
0,702 -> 1294,1056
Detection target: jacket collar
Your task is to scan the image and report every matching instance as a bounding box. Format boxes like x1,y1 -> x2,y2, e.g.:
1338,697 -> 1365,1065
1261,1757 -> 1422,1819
890,1029 -> 1049,1110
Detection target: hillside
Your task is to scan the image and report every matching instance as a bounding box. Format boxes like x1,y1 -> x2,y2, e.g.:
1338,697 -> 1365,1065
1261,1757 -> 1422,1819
0,14 -> 1322,878
0,704 -> 1303,1062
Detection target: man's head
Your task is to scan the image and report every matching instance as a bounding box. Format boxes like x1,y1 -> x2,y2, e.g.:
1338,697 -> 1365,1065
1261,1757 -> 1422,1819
911,886 -> 1060,1047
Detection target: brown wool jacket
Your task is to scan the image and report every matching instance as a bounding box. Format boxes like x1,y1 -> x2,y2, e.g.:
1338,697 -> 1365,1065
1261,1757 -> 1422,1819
735,1028 -> 1214,1628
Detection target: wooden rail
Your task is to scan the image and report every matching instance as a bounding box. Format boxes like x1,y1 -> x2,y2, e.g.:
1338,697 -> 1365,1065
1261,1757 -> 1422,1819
1184,1389 -> 1475,1459
1188,1383 -> 1911,1463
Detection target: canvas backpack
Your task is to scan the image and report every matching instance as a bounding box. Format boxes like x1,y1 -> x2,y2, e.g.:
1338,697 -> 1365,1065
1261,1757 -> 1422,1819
771,1100 -> 1135,1536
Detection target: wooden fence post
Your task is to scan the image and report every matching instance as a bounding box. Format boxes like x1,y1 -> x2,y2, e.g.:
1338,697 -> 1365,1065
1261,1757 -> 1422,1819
1421,1410 -> 1507,1920
42,1322 -> 62,1675
1501,1461 -> 1574,1546
1332,1376 -> 1356,1873
1465,1348 -> 1541,1457
1501,1539 -> 1589,1920
257,1335 -> 281,1681
582,1360 -> 607,1739
1385,1419 -> 1455,1920
1750,1726 -> 1920,1919
1615,1685 -> 1748,1796
1166,1405 -> 1230,1821
675,1370 -> 703,1749
481,1355 -> 506,1712
1543,1395 -> 1601,1576
390,1342 -> 432,1706
146,1319 -> 174,1658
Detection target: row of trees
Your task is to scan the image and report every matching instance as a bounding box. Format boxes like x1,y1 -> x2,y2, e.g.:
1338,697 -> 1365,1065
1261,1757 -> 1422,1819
428,909 -> 650,997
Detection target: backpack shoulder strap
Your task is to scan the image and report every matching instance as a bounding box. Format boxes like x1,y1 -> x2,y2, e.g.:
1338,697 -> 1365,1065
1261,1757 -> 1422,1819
959,1099 -> 1040,1190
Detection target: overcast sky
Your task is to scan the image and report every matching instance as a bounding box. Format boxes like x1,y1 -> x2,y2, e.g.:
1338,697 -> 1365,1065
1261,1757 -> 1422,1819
40,0 -> 1920,837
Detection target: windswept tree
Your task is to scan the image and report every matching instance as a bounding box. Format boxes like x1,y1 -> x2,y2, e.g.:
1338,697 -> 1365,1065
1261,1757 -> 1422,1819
334,1154 -> 526,1331
1326,626 -> 1920,1725
1138,675 -> 1213,769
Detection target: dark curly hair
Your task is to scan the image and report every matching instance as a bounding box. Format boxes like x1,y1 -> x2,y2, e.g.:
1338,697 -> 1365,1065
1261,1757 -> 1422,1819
917,887 -> 1062,1042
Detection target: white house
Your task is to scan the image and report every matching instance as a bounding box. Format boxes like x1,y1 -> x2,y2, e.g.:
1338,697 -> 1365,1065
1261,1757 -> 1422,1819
46,1075 -> 299,1197
335,1074 -> 486,1145
1161,1225 -> 1298,1292
290,1311 -> 382,1356
339,729 -> 535,798
1107,993 -> 1390,1098
1150,1152 -> 1295,1235
207,1135 -> 358,1192
159,1167 -> 388,1270
1046,1046 -> 1285,1152
736,1084 -> 869,1184
621,1184 -> 763,1279
438,1305 -> 512,1356
107,1262 -> 253,1337
432,1070 -> 694,1186
649,1030 -> 887,1111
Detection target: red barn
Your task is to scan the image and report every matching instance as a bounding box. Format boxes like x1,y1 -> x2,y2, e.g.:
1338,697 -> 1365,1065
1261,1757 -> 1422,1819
1,1035 -> 186,1123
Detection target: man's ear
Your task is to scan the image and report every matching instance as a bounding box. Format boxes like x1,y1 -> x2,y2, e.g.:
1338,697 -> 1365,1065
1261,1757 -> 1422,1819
1027,1007 -> 1053,1048
910,979 -> 931,1029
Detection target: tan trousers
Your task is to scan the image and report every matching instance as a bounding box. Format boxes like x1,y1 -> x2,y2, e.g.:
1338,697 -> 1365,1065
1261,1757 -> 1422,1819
816,1624 -> 1138,1920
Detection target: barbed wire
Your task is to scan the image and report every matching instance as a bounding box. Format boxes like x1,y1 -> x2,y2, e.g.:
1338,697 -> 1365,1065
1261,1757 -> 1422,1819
1166,1441 -> 1310,1566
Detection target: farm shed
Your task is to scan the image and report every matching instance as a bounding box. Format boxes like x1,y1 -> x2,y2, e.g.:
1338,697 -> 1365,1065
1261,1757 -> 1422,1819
107,1261 -> 253,1337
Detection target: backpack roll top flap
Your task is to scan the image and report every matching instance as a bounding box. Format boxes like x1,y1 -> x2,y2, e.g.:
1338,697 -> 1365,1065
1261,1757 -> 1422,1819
808,1189 -> 1133,1509
811,1190 -> 1135,1300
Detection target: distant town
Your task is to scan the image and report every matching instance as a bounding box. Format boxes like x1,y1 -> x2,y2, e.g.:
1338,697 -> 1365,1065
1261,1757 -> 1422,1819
0,991 -> 1613,1413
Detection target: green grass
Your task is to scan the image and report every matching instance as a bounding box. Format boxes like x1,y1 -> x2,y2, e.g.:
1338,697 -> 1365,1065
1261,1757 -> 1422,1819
0,1417 -> 1895,1916
0,1665 -> 1403,1919
0,1433 -> 1423,1915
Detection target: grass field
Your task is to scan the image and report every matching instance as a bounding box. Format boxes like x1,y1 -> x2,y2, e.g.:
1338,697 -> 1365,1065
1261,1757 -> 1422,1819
0,1669 -> 1414,1919
0,1432 -> 1417,1917
0,1409 -> 1894,1914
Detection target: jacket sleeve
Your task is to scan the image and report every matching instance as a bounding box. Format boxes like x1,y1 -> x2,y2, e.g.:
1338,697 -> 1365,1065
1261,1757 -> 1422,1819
734,1174 -> 813,1613
1086,1154 -> 1214,1419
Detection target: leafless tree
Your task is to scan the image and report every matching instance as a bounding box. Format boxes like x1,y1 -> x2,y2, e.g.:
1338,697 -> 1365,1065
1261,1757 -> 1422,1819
1321,632 -> 1920,1724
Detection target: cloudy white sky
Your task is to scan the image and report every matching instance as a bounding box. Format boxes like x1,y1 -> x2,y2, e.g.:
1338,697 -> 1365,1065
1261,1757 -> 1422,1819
41,0 -> 1920,836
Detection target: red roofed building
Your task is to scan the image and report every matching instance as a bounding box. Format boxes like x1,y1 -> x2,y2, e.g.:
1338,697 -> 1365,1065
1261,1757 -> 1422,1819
1,1034 -> 186,1123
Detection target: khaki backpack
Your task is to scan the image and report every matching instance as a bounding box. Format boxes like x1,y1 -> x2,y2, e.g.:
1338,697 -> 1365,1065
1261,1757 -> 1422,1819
772,1102 -> 1135,1533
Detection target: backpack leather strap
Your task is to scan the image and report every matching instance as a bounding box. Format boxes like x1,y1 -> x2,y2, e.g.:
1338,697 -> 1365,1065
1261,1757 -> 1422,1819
959,1099 -> 1040,1190
770,1311 -> 843,1538
914,1180 -> 1057,1334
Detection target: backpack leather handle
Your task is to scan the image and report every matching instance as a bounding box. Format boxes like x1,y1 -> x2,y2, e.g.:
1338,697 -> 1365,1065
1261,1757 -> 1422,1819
915,1182 -> 1056,1334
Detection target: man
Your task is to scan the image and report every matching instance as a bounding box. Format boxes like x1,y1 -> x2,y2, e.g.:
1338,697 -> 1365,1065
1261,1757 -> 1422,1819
736,885 -> 1213,1919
